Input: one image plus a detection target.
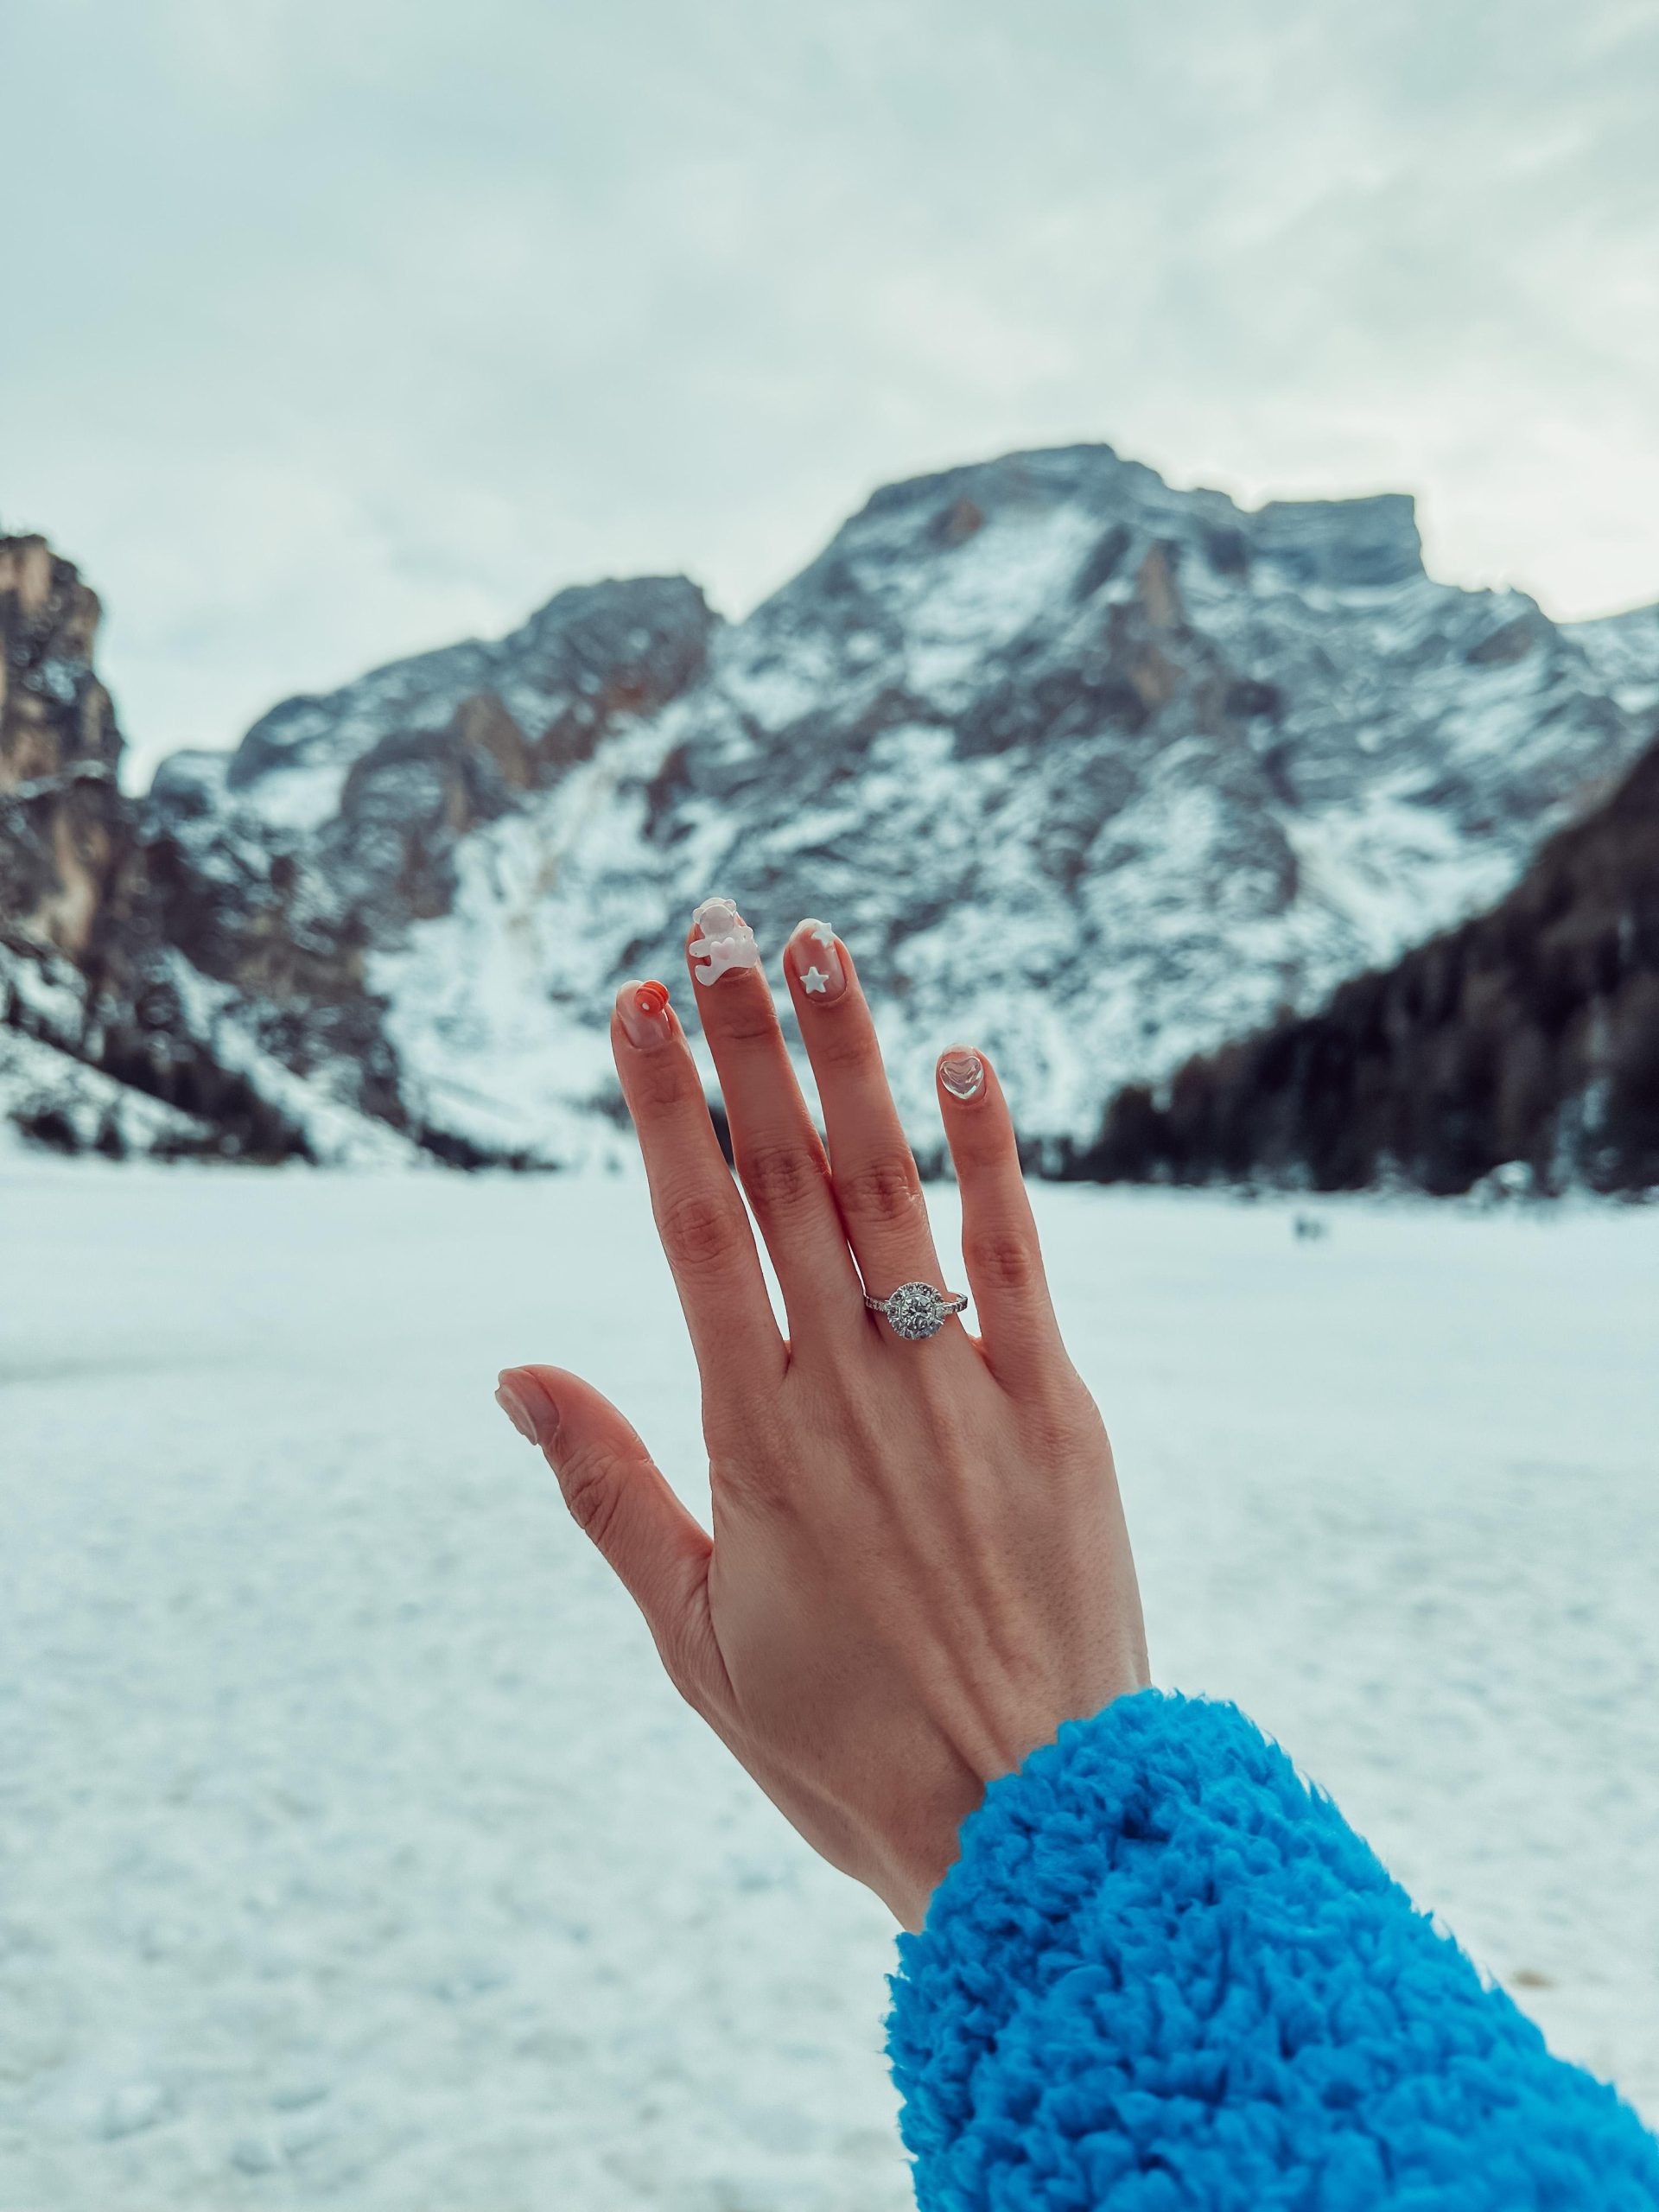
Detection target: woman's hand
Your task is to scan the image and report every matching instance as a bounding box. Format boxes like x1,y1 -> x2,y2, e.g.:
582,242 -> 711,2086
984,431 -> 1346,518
495,904 -> 1148,1929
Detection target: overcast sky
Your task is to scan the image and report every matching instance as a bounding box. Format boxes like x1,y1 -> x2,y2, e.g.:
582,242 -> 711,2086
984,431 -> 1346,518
5,0 -> 1658,788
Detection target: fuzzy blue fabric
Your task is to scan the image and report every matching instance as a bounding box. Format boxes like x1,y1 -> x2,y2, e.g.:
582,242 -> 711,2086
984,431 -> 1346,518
888,1691 -> 1659,2209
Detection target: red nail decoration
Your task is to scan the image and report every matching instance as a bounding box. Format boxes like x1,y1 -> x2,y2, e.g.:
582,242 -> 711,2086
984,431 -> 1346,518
634,980 -> 670,1016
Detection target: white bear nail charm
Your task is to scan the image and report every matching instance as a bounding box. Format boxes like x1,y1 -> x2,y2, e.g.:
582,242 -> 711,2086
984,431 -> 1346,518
689,897 -> 760,985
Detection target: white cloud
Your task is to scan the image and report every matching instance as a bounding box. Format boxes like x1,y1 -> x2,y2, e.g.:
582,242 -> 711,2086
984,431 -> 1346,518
3,0 -> 1656,788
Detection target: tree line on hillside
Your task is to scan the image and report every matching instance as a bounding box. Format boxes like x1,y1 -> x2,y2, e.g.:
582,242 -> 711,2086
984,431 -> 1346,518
1063,731 -> 1659,1198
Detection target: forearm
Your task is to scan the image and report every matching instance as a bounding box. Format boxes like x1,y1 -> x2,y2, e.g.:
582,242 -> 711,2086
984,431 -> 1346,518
889,1690 -> 1659,2208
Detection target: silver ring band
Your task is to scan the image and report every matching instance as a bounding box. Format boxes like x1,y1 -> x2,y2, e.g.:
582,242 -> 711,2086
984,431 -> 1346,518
863,1281 -> 969,1340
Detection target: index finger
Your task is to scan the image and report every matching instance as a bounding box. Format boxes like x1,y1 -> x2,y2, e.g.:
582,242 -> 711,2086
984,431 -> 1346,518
611,977 -> 786,1390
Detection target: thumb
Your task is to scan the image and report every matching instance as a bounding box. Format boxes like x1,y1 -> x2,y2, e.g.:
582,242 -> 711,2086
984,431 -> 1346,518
496,1363 -> 715,1694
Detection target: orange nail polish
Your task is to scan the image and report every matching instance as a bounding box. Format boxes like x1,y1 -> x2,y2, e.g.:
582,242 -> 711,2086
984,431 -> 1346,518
617,977 -> 673,1051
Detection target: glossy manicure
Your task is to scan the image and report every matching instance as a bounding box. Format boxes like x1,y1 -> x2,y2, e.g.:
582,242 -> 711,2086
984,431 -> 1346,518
788,918 -> 847,1004
938,1044 -> 985,1100
689,897 -> 760,984
616,977 -> 673,1052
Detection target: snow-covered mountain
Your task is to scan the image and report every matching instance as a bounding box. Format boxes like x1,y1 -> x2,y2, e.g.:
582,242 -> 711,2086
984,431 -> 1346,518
1077,726 -> 1659,1195
9,445 -> 1659,1164
1,531 -> 411,1162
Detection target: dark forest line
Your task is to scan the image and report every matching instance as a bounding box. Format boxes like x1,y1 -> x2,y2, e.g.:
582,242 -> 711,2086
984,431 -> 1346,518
1065,731 -> 1659,1198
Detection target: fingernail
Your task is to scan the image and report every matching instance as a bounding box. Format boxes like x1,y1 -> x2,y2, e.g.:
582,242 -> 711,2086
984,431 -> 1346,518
496,1369 -> 559,1447
787,918 -> 847,1005
689,896 -> 760,985
616,977 -> 673,1052
939,1044 -> 985,1100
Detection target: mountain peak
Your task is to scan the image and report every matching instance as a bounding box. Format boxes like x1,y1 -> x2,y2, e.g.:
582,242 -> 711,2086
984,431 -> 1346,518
212,571 -> 716,825
9,447 -> 1659,1167
775,452 -> 1426,671
1248,492 -> 1422,588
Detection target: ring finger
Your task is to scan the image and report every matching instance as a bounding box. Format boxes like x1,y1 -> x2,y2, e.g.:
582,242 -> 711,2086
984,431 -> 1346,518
781,918 -> 952,1325
683,899 -> 863,1338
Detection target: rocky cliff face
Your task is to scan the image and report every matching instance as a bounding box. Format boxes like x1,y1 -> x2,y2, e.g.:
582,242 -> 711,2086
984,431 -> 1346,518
142,576 -> 715,1160
0,535 -> 127,960
1,535 -> 403,1160
6,445 -> 1659,1167
1,534 -> 199,1156
1077,726 -> 1659,1194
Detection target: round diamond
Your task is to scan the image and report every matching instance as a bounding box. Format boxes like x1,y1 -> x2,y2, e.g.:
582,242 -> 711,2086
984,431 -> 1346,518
884,1281 -> 945,1339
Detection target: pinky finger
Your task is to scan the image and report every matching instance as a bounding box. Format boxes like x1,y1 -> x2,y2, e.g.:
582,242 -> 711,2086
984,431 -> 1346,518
936,1045 -> 1066,1390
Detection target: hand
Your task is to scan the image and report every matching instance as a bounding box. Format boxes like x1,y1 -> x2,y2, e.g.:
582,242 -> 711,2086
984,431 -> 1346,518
495,906 -> 1148,1929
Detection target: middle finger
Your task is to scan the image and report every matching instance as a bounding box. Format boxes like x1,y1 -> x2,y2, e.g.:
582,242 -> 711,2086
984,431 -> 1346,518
683,898 -> 863,1338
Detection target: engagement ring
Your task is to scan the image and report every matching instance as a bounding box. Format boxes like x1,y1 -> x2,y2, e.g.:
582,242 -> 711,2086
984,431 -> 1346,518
863,1281 -> 969,1340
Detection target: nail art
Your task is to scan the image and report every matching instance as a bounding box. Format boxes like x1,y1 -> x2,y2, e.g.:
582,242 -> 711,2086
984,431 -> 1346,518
787,918 -> 847,1004
616,976 -> 673,1052
939,1044 -> 985,1100
689,897 -> 760,985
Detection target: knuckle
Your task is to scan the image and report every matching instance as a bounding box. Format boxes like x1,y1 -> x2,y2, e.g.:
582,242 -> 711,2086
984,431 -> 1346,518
710,1416 -> 797,1516
715,993 -> 781,1046
963,1224 -> 1044,1295
658,1188 -> 745,1274
905,1372 -> 973,1456
741,1139 -> 828,1221
722,1458 -> 792,1515
555,1439 -> 626,1551
630,1054 -> 699,1119
813,1015 -> 883,1077
840,1147 -> 923,1227
698,1394 -> 747,1463
957,1116 -> 1020,1174
1031,1376 -> 1106,1462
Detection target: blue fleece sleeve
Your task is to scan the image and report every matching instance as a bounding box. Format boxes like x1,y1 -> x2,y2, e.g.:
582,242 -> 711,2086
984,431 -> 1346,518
887,1689 -> 1659,2209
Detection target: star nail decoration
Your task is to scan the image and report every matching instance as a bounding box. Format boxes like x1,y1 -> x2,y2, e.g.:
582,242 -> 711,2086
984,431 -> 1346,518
809,922 -> 836,946
802,966 -> 830,994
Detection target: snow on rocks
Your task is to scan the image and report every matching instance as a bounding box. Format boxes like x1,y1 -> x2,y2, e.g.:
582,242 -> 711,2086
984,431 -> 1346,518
10,453 -> 1659,1166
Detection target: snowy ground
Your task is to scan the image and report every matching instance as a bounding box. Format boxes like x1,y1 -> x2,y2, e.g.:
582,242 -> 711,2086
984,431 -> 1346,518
2,1160 -> 1656,2210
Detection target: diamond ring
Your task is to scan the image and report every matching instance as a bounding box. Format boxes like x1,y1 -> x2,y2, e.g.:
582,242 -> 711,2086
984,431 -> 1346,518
863,1281 -> 969,1340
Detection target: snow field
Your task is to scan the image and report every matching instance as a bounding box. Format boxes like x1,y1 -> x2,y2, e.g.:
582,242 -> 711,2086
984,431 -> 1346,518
1,1161 -> 1655,2209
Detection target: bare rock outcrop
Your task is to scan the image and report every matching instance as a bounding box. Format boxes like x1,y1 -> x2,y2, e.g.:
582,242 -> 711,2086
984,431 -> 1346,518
6,447 -> 1659,1172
